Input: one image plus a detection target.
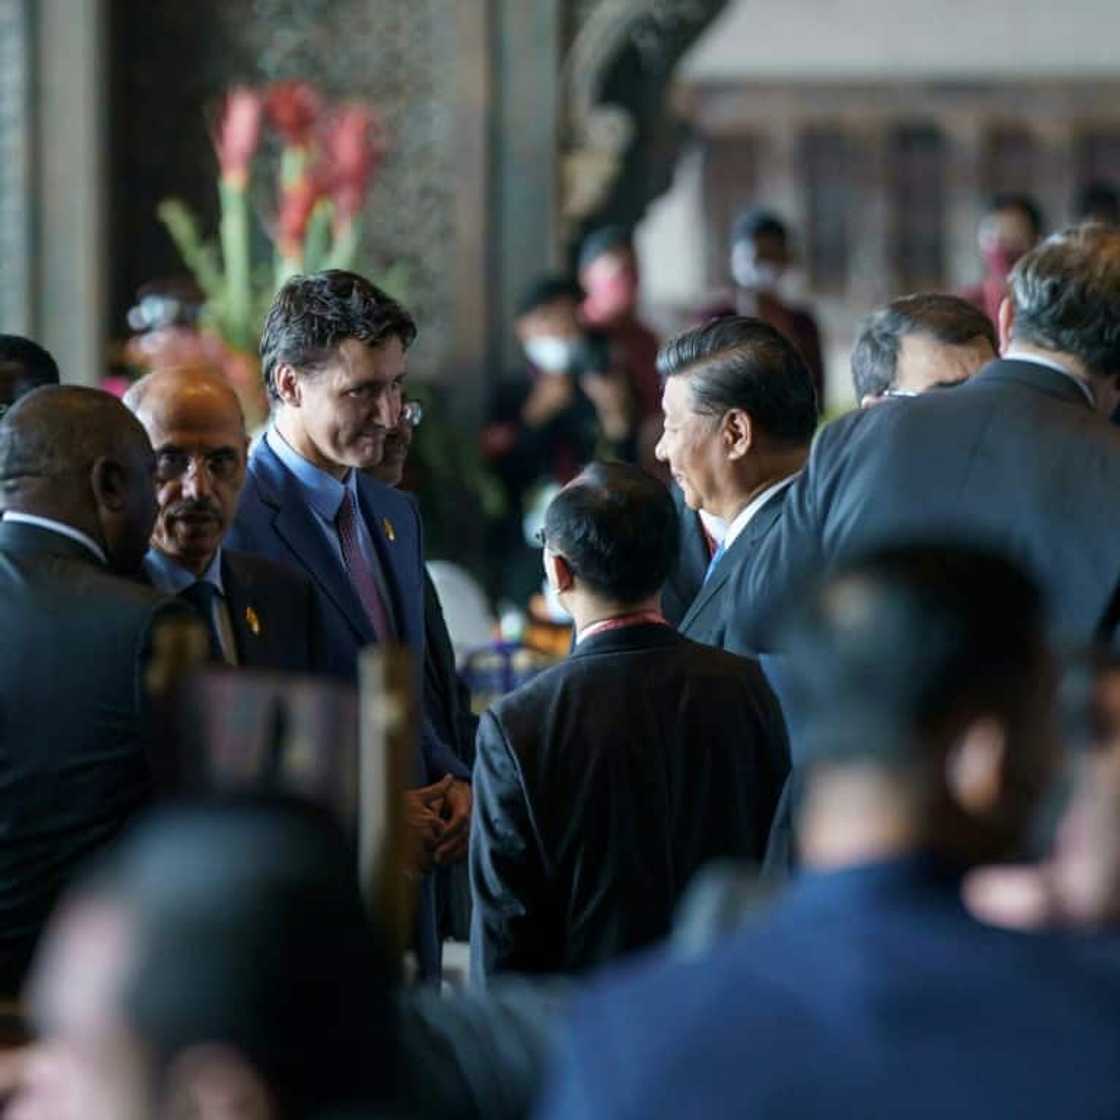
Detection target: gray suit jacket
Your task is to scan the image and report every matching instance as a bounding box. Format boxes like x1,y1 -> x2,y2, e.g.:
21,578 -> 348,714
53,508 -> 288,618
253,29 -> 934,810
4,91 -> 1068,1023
734,359 -> 1120,651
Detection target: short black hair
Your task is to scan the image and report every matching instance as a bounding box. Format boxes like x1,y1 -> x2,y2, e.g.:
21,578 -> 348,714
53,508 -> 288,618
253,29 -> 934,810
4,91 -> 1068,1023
850,293 -> 998,399
658,316 -> 819,440
578,225 -> 633,274
1009,224 -> 1120,378
988,192 -> 1045,239
779,543 -> 1049,772
1074,181 -> 1120,226
0,335 -> 60,408
543,461 -> 678,604
516,273 -> 585,318
77,798 -> 398,1116
731,208 -> 788,248
260,269 -> 417,403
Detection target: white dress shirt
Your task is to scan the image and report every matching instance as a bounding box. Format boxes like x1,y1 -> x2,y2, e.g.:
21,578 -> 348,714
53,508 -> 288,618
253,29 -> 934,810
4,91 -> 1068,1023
722,471 -> 802,553
2,511 -> 107,564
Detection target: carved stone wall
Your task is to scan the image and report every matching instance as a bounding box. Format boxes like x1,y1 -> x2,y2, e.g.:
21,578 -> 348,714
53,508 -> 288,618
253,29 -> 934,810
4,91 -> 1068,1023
113,0 -> 457,373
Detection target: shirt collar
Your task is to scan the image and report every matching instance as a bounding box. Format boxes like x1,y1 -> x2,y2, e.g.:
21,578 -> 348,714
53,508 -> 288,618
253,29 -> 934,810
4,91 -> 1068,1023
723,471 -> 800,551
266,426 -> 353,521
1003,347 -> 1096,407
144,547 -> 225,596
2,512 -> 107,565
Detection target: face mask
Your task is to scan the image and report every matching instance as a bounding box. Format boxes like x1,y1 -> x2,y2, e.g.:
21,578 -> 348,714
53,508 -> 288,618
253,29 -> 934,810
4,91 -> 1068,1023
525,336 -> 578,374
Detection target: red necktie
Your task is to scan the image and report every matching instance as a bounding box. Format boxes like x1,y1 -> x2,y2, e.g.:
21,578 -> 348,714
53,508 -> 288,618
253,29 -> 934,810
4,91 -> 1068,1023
335,491 -> 393,642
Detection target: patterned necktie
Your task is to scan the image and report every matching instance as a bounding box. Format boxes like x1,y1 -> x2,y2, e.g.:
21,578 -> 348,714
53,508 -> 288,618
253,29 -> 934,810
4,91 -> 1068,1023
179,580 -> 226,663
335,490 -> 393,642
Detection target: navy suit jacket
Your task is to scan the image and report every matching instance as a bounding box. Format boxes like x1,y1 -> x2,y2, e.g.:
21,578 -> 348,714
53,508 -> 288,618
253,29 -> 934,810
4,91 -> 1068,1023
539,855 -> 1120,1119
733,360 -> 1120,652
226,437 -> 466,979
660,484 -> 712,629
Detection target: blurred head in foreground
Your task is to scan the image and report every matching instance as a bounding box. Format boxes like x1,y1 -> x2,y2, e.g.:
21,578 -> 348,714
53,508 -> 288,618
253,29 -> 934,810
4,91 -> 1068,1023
12,800 -> 397,1120
782,543 -> 1057,871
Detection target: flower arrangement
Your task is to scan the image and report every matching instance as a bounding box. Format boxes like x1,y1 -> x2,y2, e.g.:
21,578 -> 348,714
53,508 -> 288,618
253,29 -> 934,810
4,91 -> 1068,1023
143,80 -> 388,426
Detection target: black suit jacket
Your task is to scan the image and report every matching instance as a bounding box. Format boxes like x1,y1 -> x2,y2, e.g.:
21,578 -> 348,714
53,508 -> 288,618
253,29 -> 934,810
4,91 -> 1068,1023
220,550 -> 322,672
735,360 -> 1120,651
469,624 -> 789,981
0,521 -> 188,994
660,483 -> 712,629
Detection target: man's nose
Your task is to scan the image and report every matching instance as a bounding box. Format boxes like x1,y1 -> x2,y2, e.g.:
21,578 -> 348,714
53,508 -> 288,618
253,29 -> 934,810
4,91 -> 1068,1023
181,459 -> 213,498
376,391 -> 401,430
654,432 -> 669,462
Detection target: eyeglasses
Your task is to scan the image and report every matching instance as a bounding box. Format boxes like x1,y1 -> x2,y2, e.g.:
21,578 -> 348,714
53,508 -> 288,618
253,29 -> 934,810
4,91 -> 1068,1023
155,448 -> 242,483
401,400 -> 424,428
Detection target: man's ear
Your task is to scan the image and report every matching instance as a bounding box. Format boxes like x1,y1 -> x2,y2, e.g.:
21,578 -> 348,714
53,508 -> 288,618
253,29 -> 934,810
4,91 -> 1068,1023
162,1044 -> 273,1120
90,456 -> 129,513
997,297 -> 1014,356
946,717 -> 1007,816
723,408 -> 753,461
545,551 -> 576,594
273,363 -> 302,407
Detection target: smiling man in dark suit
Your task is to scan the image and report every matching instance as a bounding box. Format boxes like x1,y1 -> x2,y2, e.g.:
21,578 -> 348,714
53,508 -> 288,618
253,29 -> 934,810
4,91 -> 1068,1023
225,270 -> 469,979
655,316 -> 817,656
470,462 -> 788,982
125,368 -> 320,672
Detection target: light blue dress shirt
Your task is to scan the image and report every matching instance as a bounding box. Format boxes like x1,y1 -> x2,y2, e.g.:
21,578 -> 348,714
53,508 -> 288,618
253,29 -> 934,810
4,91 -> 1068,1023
145,546 -> 237,663
265,428 -> 397,633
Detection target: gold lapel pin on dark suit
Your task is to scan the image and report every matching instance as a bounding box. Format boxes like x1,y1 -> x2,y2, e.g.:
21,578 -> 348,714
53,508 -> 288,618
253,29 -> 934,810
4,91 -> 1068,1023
244,605 -> 262,636
382,517 -> 396,542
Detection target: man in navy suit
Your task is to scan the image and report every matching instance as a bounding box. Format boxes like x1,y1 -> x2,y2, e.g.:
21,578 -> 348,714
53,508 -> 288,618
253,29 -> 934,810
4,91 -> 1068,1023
539,544 -> 1120,1120
226,270 -> 469,978
125,368 -> 320,672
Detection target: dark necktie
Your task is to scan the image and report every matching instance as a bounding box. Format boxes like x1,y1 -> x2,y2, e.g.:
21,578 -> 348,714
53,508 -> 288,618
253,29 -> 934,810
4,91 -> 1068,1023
335,490 -> 393,642
179,580 -> 226,663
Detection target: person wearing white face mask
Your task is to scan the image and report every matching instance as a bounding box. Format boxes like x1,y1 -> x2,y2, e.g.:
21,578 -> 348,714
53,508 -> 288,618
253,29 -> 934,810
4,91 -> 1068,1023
700,208 -> 825,407
481,274 -> 636,606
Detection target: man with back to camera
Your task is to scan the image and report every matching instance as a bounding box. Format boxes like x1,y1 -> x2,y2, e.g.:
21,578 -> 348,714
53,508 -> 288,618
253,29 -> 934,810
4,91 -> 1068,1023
850,292 -> 998,406
225,269 -> 470,979
470,461 -> 789,982
0,387 -> 200,996
124,367 -> 320,671
729,224 -> 1120,656
539,544 -> 1120,1120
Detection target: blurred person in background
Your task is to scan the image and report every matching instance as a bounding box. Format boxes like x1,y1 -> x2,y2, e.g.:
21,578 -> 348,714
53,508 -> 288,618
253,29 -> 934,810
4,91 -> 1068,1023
0,336 -> 60,414
9,800 -> 400,1120
125,368 -> 321,671
471,462 -> 788,982
850,293 -> 998,406
0,387 -> 199,998
1073,180 -> 1120,227
962,192 -> 1044,324
702,209 -> 825,406
482,274 -> 635,607
539,544 -> 1120,1120
577,226 -> 662,445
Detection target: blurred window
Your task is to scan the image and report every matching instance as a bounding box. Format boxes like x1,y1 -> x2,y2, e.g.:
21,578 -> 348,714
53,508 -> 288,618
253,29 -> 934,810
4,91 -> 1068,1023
888,123 -> 946,290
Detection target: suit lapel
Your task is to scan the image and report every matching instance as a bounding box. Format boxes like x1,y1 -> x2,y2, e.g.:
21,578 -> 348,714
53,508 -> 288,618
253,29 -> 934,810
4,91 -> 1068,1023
222,553 -> 270,665
356,477 -> 419,648
677,495 -> 786,634
250,442 -> 375,645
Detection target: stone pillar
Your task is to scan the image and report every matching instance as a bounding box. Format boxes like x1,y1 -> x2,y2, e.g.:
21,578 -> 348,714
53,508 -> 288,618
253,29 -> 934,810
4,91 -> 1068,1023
34,0 -> 109,386
0,0 -> 33,335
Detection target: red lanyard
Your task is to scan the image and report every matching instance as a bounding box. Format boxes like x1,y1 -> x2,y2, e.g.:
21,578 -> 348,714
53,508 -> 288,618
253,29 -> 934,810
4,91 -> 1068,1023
578,610 -> 668,643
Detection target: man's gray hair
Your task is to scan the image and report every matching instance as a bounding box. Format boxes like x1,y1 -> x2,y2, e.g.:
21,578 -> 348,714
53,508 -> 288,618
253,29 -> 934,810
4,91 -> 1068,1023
1009,224 -> 1120,378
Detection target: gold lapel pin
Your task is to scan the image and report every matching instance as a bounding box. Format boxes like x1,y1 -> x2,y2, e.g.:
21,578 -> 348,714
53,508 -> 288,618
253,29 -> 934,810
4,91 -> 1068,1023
382,517 -> 396,542
244,605 -> 262,636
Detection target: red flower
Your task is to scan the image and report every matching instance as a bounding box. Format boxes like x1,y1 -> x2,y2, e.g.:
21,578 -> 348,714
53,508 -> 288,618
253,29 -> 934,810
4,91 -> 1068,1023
323,103 -> 388,224
277,175 -> 324,258
265,81 -> 322,148
213,86 -> 262,187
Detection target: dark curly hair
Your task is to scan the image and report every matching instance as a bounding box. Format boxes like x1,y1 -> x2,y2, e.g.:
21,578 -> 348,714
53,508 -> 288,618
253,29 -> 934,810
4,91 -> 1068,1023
260,270 -> 417,403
